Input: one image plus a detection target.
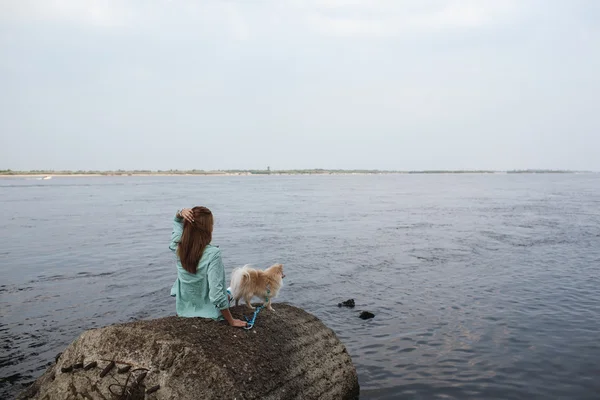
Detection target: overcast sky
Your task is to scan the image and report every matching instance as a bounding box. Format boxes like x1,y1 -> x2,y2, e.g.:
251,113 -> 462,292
1,1 -> 598,171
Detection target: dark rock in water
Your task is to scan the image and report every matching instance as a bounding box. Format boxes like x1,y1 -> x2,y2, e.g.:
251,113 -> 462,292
338,299 -> 355,308
359,311 -> 375,320
18,304 -> 359,400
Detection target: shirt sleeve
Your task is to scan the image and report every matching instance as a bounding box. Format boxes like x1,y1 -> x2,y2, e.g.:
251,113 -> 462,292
207,249 -> 229,310
169,216 -> 184,253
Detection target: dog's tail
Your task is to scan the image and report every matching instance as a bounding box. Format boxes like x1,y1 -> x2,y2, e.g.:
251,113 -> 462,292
229,265 -> 251,298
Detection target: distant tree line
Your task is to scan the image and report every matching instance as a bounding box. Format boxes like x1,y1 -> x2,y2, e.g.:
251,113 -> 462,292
0,168 -> 582,176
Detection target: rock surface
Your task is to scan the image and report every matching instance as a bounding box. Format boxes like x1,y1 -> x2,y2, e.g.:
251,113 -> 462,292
18,304 -> 359,400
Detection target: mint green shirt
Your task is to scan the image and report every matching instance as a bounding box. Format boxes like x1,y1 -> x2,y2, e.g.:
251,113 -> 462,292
169,216 -> 229,319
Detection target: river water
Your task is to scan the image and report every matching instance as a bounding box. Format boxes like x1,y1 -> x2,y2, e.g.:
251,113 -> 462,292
1,174 -> 599,399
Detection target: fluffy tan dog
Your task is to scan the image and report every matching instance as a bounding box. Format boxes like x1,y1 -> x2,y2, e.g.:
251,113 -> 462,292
229,264 -> 285,311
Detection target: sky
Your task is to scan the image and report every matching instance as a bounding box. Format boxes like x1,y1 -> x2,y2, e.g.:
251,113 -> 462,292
0,0 -> 599,171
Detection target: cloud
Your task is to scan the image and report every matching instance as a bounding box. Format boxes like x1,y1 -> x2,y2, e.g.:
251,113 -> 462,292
0,1 -> 259,42
222,2 -> 251,41
1,0 -> 525,38
1,0 -> 600,171
0,0 -> 133,27
304,0 -> 525,37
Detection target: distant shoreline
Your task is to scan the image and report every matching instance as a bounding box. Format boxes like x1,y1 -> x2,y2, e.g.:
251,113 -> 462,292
0,169 -> 591,178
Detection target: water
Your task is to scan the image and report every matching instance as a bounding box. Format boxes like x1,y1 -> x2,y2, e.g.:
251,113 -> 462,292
1,174 -> 599,399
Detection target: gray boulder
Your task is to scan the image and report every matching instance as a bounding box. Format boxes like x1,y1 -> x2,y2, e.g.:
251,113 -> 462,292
18,304 -> 359,400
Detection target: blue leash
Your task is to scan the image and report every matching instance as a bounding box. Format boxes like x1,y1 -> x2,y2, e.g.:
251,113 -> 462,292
243,306 -> 264,330
241,288 -> 270,330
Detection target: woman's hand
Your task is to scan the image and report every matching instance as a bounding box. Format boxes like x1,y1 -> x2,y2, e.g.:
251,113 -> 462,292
229,319 -> 248,328
221,308 -> 247,328
179,208 -> 194,223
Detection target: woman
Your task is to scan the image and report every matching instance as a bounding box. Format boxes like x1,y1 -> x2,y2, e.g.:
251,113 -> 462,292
169,206 -> 247,328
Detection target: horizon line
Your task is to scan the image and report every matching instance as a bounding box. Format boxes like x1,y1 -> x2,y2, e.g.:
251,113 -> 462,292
1,168 -> 596,175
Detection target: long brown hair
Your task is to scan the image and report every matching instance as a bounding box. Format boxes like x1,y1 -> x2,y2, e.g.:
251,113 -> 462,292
177,206 -> 213,273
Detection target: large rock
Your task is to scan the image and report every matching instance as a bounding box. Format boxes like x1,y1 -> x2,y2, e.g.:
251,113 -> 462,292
18,304 -> 359,400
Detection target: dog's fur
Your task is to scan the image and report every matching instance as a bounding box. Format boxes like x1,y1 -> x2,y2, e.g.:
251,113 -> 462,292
229,263 -> 285,311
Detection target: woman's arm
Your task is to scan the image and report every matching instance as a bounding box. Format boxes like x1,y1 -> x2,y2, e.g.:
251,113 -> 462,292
220,309 -> 247,328
168,209 -> 194,252
168,212 -> 184,253
207,250 -> 247,328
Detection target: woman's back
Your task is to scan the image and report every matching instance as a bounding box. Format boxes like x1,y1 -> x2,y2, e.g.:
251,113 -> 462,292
169,213 -> 229,319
